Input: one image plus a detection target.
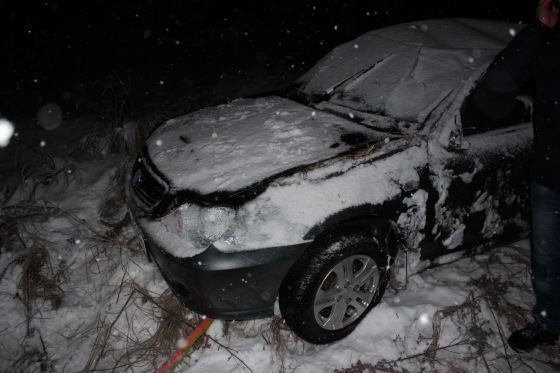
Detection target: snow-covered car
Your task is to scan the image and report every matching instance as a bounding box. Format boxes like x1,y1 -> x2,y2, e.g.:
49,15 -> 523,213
127,18 -> 533,344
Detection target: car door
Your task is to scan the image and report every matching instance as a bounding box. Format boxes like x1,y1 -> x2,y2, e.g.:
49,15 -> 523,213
422,94 -> 533,260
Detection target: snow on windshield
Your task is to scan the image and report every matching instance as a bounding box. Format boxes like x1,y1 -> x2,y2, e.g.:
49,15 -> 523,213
296,18 -> 523,123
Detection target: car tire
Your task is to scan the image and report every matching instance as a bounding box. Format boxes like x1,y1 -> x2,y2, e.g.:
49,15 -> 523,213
279,222 -> 391,344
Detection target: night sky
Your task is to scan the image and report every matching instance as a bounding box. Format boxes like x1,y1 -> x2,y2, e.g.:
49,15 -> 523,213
1,0 -> 534,121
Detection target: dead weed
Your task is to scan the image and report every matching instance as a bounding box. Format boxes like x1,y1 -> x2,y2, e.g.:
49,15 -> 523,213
98,163 -> 128,222
15,244 -> 65,314
335,248 -> 560,373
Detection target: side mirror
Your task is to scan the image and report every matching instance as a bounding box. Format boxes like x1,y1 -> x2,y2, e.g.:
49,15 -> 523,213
446,128 -> 470,152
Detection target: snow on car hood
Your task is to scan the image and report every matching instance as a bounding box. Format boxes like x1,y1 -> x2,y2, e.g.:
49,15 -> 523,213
295,18 -> 523,123
146,96 -> 383,195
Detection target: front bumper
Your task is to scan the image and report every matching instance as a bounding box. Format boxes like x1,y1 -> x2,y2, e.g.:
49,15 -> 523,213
126,154 -> 311,319
144,232 -> 309,319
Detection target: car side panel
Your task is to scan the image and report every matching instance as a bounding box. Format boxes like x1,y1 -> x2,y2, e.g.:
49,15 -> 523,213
215,140 -> 430,254
425,123 -> 533,258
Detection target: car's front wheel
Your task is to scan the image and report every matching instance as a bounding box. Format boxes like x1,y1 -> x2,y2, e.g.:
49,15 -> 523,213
279,223 -> 391,344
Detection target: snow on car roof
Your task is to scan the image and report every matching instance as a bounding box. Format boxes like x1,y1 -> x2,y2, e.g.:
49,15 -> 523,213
295,18 -> 524,123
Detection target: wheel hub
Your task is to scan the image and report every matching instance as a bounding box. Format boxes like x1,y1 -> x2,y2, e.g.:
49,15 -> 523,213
313,254 -> 380,330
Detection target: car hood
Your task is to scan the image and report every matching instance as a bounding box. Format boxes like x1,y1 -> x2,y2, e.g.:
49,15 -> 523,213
146,96 -> 385,196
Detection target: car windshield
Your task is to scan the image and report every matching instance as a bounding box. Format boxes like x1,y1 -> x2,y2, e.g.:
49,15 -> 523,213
291,19 -> 523,124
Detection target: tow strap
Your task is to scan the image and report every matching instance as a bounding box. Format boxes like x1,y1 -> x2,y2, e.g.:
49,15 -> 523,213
154,317 -> 214,373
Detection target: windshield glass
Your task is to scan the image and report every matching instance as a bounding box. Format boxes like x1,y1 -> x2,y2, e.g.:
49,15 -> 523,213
293,19 -> 522,123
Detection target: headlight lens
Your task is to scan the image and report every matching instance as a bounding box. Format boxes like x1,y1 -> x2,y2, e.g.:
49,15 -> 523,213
161,203 -> 236,245
201,206 -> 236,241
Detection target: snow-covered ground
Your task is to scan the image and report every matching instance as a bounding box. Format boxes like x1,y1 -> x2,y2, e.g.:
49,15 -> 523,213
1,109 -> 559,373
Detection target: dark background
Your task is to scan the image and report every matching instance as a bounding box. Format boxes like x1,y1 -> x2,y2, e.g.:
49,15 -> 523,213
1,0 -> 535,121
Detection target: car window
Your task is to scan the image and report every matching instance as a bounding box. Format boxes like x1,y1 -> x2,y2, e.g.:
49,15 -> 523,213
460,76 -> 532,136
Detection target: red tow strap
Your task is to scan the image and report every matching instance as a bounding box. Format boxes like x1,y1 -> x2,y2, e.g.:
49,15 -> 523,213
154,317 -> 214,373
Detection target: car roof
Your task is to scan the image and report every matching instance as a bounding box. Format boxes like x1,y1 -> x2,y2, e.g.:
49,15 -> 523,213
295,18 -> 525,123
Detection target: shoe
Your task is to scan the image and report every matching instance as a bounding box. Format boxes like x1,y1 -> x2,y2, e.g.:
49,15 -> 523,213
507,323 -> 559,352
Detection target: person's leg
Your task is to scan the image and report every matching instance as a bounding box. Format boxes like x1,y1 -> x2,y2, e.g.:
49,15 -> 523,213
531,180 -> 560,332
508,181 -> 560,352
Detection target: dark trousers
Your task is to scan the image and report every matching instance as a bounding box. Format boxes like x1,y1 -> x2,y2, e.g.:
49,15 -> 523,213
532,181 -> 560,333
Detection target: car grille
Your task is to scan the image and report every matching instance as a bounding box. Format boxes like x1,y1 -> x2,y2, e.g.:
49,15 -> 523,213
131,157 -> 168,211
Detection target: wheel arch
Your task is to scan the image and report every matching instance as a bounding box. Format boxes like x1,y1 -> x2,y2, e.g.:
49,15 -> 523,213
300,208 -> 410,291
278,213 -> 399,343
302,206 -> 402,259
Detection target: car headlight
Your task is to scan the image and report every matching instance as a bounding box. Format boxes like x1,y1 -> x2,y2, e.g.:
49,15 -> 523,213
161,203 -> 236,245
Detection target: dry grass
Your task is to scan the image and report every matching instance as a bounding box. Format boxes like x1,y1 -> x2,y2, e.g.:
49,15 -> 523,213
0,88 -> 172,373
102,73 -> 155,160
71,133 -> 104,159
98,164 -> 128,222
11,148 -> 83,204
108,121 -> 150,159
262,315 -> 305,371
99,104 -> 161,223
0,216 -> 24,253
1,204 -> 64,327
221,315 -> 305,373
9,347 -> 54,373
119,286 -> 201,371
15,244 -> 65,315
79,279 -> 211,373
333,360 -> 380,373
0,201 -> 151,372
467,273 -> 527,332
335,248 -> 560,373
